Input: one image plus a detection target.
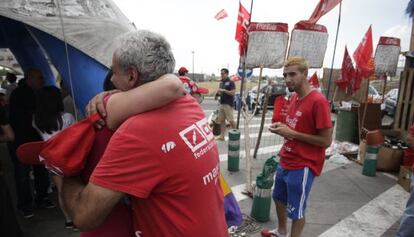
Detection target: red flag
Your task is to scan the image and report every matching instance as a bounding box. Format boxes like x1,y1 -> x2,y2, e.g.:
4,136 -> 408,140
352,25 -> 374,92
336,46 -> 355,92
214,9 -> 228,20
301,0 -> 341,26
235,2 -> 250,56
308,72 -> 320,88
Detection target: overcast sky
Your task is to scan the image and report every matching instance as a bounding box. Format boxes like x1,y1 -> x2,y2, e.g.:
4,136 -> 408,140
112,0 -> 411,77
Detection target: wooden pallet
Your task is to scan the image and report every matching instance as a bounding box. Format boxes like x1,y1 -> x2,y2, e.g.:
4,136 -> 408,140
394,68 -> 414,135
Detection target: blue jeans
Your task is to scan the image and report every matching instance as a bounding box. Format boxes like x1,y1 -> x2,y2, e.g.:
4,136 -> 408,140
396,175 -> 414,237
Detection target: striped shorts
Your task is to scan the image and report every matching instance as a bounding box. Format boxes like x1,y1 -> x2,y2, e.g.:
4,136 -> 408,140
272,166 -> 315,220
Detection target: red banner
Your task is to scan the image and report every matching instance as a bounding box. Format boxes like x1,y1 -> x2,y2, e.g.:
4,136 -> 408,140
248,22 -> 288,32
378,36 -> 400,46
308,72 -> 320,88
300,0 -> 341,26
353,25 -> 374,92
214,9 -> 228,20
336,46 -> 354,92
294,22 -> 327,32
235,2 -> 250,56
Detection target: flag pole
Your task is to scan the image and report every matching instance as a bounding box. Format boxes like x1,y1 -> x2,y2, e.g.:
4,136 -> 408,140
326,1 -> 342,101
381,73 -> 387,102
237,0 -> 255,196
253,66 -> 265,159
236,0 -> 254,129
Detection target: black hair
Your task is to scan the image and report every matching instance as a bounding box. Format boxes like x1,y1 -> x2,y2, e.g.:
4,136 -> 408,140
6,72 -> 17,83
103,70 -> 115,91
221,68 -> 229,74
18,78 -> 26,87
34,86 -> 64,134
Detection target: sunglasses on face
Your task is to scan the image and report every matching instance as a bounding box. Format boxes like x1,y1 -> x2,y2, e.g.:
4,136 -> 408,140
282,72 -> 298,78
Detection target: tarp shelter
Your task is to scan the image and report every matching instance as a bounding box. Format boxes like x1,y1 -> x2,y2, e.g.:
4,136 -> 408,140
0,0 -> 135,113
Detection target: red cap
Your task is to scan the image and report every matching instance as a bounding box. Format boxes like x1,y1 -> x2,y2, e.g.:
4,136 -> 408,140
178,67 -> 189,75
17,141 -> 45,165
17,113 -> 101,176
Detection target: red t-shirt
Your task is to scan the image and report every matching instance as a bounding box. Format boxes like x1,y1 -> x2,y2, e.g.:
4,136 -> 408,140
90,95 -> 228,237
80,96 -> 134,237
272,96 -> 290,123
279,90 -> 332,176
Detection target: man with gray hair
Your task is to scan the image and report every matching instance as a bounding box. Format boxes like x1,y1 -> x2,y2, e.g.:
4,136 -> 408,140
61,30 -> 228,237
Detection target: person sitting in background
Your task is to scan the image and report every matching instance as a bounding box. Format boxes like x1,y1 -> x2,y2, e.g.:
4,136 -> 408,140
396,124 -> 414,237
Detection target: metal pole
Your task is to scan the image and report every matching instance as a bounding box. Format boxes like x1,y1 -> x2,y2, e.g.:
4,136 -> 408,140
56,0 -> 78,120
254,67 -> 267,159
236,57 -> 245,129
192,50 -> 195,82
249,0 -> 254,19
327,1 -> 342,100
381,73 -> 387,102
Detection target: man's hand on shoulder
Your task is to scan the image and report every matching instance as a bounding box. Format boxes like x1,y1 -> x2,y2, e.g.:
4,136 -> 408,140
85,89 -> 120,129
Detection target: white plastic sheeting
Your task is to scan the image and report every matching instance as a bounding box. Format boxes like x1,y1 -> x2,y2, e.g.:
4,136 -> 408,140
0,0 -> 135,67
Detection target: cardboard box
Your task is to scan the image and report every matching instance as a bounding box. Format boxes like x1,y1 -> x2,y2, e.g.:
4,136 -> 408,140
380,129 -> 402,138
358,141 -> 403,172
398,166 -> 412,192
377,146 -> 404,171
